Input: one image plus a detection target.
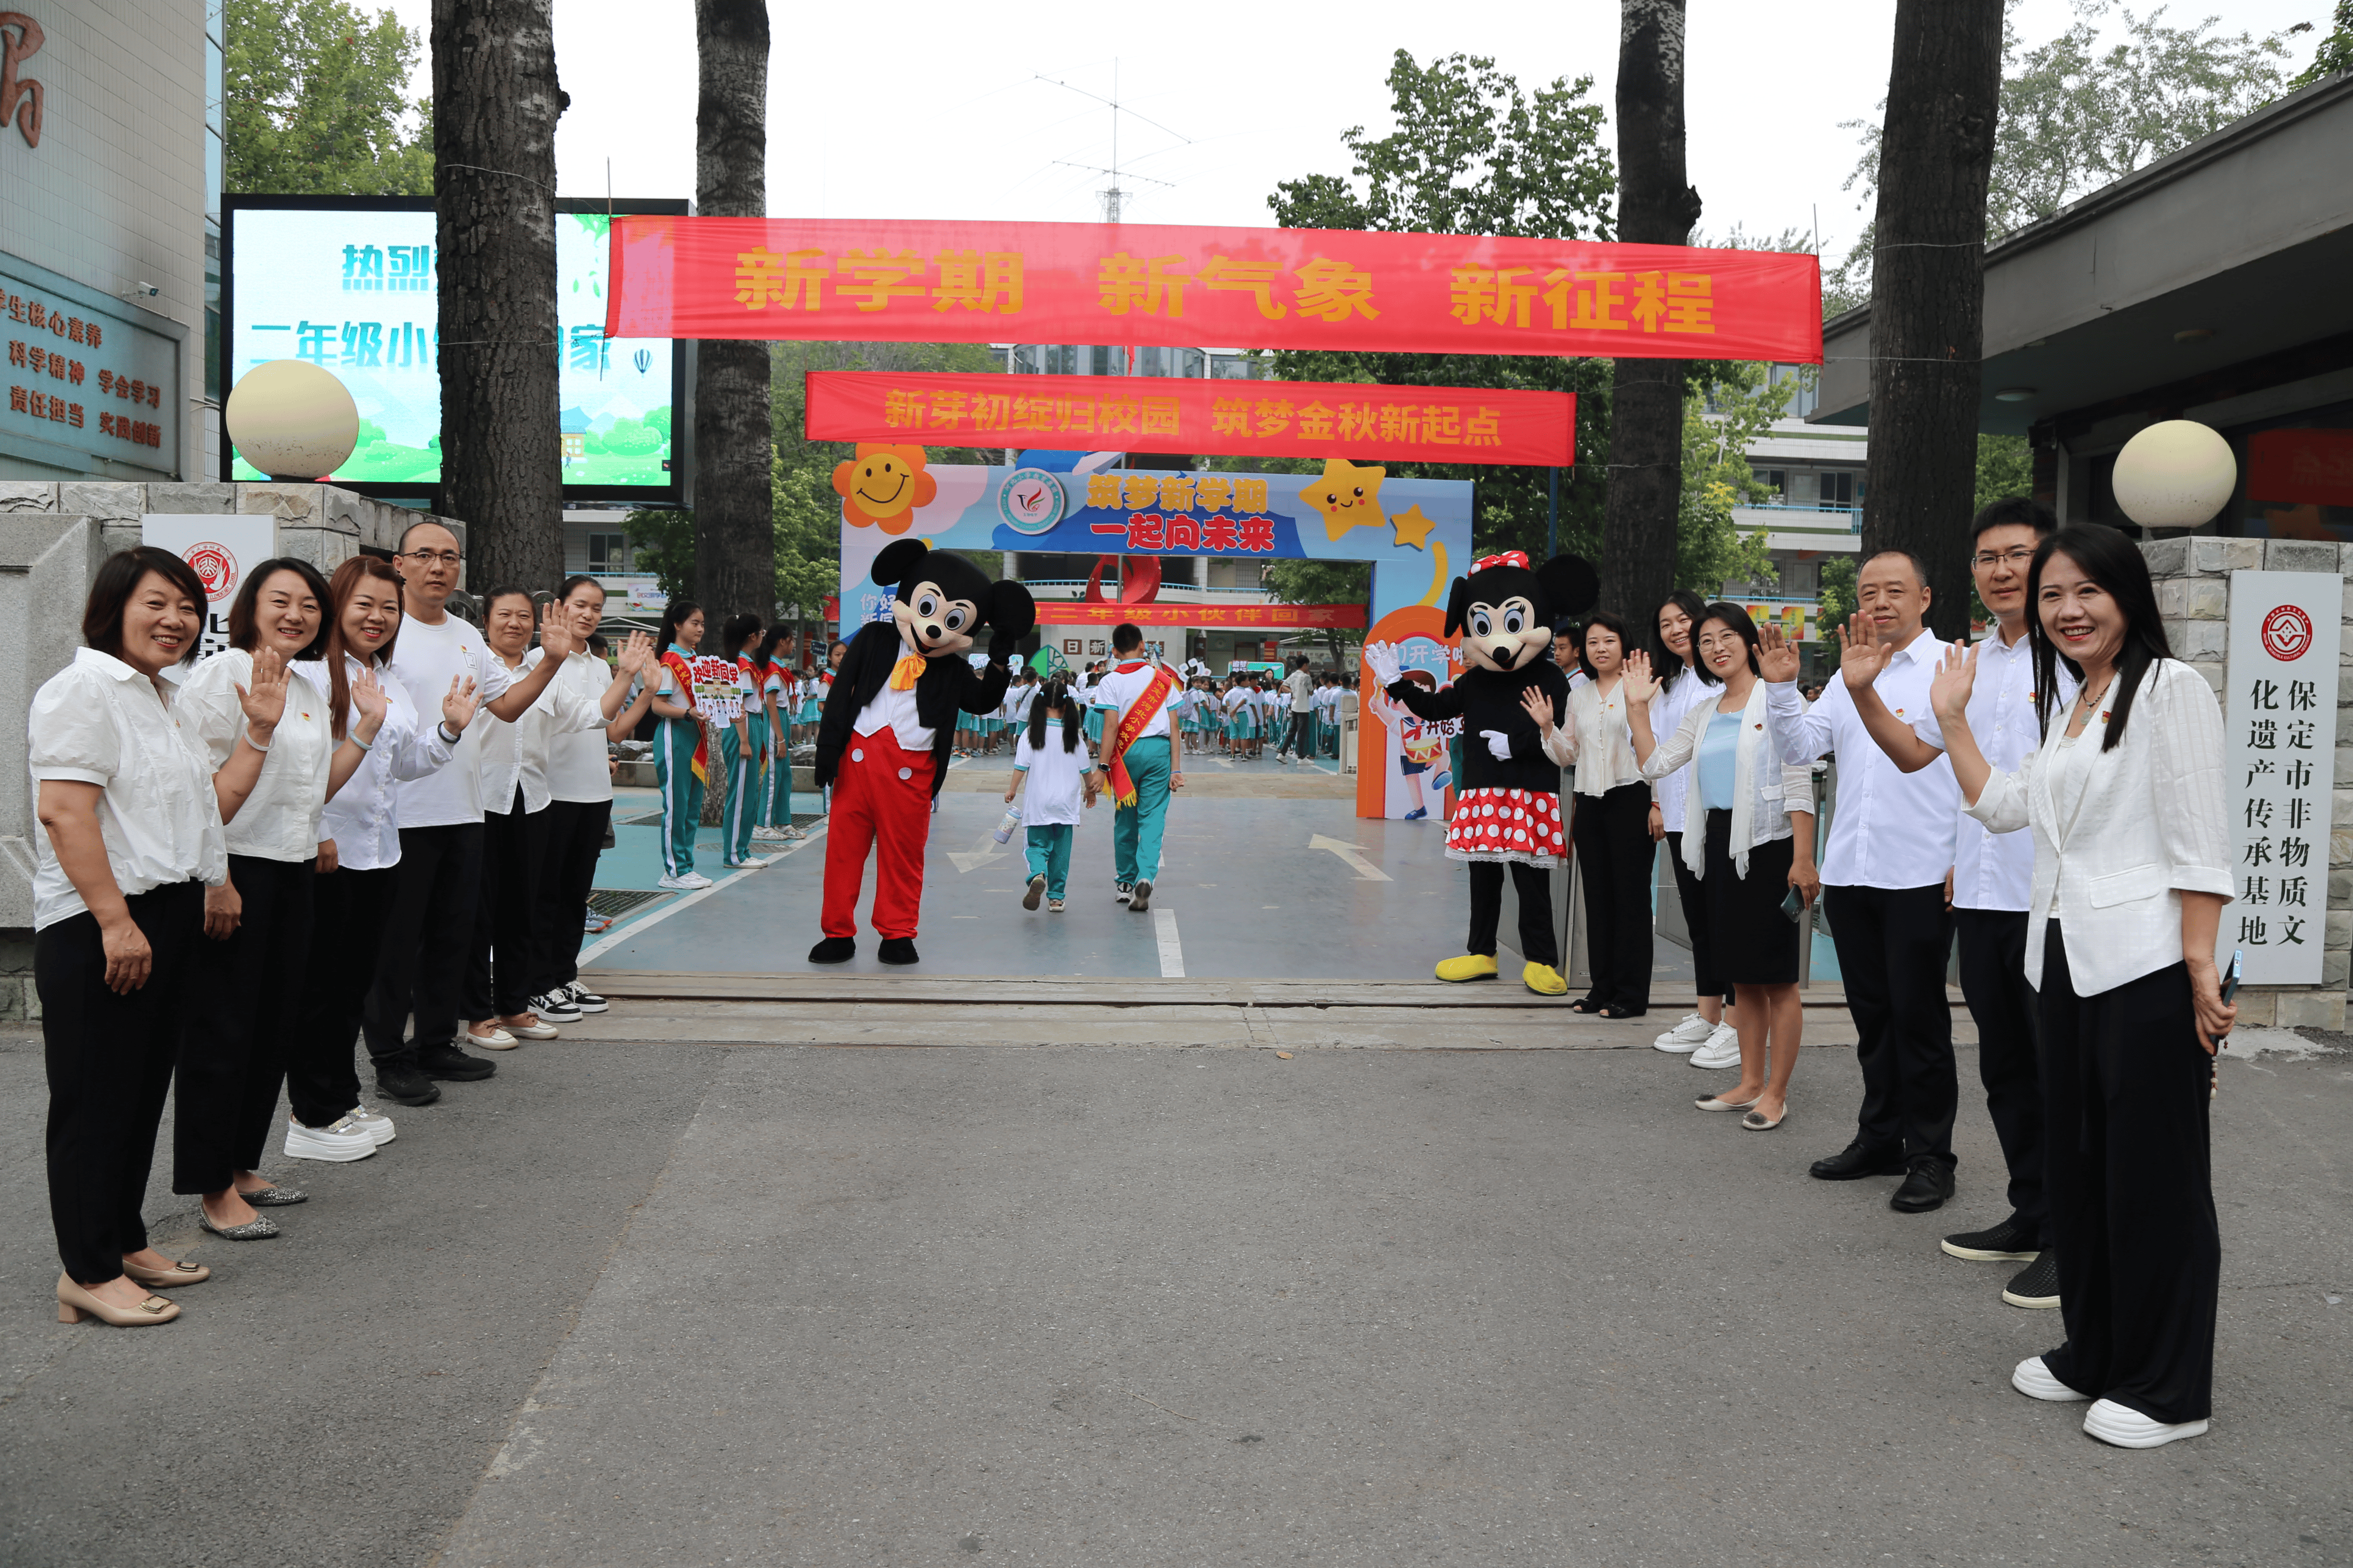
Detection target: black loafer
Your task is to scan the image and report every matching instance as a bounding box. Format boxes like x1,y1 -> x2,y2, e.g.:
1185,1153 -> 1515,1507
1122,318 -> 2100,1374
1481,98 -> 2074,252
1890,1157 -> 1957,1213
1809,1139 -> 1908,1181
417,1044 -> 497,1082
1942,1213 -> 2041,1261
2002,1251 -> 2061,1308
374,1063 -> 443,1107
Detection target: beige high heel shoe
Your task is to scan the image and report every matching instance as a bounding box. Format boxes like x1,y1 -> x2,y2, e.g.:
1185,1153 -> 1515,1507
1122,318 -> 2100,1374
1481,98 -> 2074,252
56,1273 -> 180,1326
122,1257 -> 211,1288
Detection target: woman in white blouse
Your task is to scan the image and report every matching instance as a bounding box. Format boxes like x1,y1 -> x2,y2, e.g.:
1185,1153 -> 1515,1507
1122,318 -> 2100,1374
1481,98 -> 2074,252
529,575 -> 656,1019
1643,589 -> 1742,1063
463,587 -> 639,1047
34,548 -> 269,1325
1622,606 -> 1820,1130
1552,610 -> 1654,1017
175,558 -> 405,1236
291,556 -> 471,1124
1926,526 -> 2233,1451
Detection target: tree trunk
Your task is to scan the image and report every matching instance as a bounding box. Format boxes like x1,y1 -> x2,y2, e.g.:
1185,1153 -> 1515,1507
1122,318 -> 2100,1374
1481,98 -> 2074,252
691,0 -> 773,649
1598,0 -> 1703,622
1863,0 -> 2002,641
433,0 -> 563,591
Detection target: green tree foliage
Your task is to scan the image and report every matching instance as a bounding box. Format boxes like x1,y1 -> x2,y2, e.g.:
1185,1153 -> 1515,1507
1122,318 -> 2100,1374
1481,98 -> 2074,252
1974,433 -> 2034,513
1817,555 -> 1859,633
2291,2 -> 2353,85
771,460 -> 841,619
624,508 -> 696,604
1827,3 -> 2291,301
1679,366 -> 1792,596
224,0 -> 433,195
1265,50 -> 1618,567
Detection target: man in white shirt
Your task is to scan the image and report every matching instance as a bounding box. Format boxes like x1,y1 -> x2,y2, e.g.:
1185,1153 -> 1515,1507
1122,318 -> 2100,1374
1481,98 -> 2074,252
1275,656 -> 1316,764
1837,500 -> 2073,1306
1765,550 -> 1963,1213
1091,622 -> 1185,910
362,520 -> 573,1105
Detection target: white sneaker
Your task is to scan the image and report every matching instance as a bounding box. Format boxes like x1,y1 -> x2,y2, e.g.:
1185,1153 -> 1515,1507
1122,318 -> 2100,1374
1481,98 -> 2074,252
2011,1355 -> 2091,1402
562,982 -> 609,1014
658,872 -> 714,890
529,990 -> 583,1022
503,1015 -> 561,1040
284,1114 -> 378,1163
1688,1023 -> 1742,1070
1652,1013 -> 1714,1053
2084,1398 -> 2207,1448
347,1105 -> 396,1145
724,855 -> 771,870
466,1024 -> 519,1050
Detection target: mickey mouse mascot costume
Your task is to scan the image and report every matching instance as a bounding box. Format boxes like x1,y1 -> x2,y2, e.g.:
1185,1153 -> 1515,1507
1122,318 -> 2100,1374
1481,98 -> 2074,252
809,539 -> 1037,966
1364,551 -> 1596,996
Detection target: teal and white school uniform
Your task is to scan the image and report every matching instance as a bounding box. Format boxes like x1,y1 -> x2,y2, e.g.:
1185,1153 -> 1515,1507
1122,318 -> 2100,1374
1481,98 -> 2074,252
719,656 -> 767,866
1015,728 -> 1089,902
762,661 -> 793,831
652,650 -> 704,878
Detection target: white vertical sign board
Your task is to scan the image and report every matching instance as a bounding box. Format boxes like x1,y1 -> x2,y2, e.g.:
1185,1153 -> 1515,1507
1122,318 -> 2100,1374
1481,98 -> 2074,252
2222,571 -> 2342,983
141,514 -> 279,676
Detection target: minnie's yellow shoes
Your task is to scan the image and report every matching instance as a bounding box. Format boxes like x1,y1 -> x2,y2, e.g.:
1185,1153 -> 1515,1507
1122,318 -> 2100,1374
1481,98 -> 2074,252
1434,953 -> 1499,982
1522,962 -> 1568,995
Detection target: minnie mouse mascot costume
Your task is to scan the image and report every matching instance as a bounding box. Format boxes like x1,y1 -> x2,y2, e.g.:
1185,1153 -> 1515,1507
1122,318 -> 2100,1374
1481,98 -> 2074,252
1364,550 -> 1596,996
809,539 -> 1037,966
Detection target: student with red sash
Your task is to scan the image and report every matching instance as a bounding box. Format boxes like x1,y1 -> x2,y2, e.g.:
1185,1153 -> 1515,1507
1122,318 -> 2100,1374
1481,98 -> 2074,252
1089,623 -> 1186,912
649,600 -> 711,890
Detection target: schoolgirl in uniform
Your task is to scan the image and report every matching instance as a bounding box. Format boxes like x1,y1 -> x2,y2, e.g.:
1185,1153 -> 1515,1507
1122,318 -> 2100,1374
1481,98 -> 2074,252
755,626 -> 802,844
649,600 -> 712,890
709,612 -> 767,870
1005,677 -> 1098,912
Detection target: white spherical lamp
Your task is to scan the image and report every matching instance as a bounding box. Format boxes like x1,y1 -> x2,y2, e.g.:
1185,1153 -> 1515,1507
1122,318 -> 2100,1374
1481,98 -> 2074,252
225,359 -> 360,481
2110,419 -> 2236,531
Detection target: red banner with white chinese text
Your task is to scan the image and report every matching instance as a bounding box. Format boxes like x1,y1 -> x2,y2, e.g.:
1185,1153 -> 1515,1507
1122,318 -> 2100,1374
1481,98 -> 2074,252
1035,602 -> 1367,629
804,370 -> 1573,466
605,217 -> 1822,363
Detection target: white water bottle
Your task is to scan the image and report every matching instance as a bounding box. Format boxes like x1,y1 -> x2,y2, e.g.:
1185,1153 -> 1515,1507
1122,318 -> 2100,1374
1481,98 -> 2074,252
993,806 -> 1021,844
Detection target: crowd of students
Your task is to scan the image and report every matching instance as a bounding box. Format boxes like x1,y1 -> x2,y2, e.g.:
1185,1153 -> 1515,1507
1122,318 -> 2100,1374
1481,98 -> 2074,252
33,502 -> 2238,1448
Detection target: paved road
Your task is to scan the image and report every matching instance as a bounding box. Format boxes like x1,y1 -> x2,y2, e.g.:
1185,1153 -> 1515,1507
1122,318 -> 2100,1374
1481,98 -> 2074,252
3,1023 -> 2346,1567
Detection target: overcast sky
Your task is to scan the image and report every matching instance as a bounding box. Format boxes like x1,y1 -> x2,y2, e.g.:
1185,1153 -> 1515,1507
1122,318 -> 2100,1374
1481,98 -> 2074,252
382,0 -> 2327,264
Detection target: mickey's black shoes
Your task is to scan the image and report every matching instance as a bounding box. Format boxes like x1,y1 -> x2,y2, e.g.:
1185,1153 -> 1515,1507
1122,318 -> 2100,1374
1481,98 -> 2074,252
878,937 -> 919,965
1890,1157 -> 1956,1213
808,936 -> 856,964
1808,1140 -> 1907,1181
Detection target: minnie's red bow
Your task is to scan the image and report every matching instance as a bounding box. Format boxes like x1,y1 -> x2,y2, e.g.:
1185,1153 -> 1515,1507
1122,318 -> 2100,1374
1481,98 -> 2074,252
1473,550 -> 1532,573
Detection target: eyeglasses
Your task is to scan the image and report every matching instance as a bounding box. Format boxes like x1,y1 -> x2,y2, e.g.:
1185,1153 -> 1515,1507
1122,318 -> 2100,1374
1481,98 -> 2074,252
399,548 -> 463,568
1971,547 -> 2037,569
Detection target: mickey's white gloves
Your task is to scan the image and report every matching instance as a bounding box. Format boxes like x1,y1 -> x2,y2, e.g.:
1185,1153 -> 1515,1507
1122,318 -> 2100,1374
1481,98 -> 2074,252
1482,729 -> 1513,761
1363,641 -> 1403,687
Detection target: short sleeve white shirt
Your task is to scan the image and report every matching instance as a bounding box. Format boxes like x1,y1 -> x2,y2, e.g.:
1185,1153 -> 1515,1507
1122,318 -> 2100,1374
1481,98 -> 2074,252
1014,731 -> 1089,825
302,654 -> 456,870
1766,627 -> 1959,889
1093,661 -> 1181,739
176,649 -> 336,862
387,610 -> 515,829
28,648 -> 228,929
532,648 -> 618,804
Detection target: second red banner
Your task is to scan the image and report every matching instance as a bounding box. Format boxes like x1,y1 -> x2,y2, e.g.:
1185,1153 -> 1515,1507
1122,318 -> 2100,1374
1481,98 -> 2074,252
804,371 -> 1575,467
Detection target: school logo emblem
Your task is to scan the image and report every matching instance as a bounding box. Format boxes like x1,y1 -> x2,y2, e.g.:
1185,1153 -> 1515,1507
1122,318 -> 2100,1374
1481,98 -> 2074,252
996,467 -> 1065,535
2261,603 -> 2313,661
183,542 -> 237,602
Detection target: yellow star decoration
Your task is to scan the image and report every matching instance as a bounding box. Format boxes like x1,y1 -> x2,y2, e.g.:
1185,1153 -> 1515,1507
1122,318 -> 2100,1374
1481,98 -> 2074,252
1389,505 -> 1437,550
1292,457 -> 1387,542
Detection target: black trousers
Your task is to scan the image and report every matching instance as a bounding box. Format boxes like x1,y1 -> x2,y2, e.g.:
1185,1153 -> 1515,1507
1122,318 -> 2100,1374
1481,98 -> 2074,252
39,880 -> 203,1284
1824,883 -> 1957,1165
465,787 -> 549,1020
1464,859 -> 1558,968
1279,712 -> 1312,756
363,821 -> 482,1065
2037,926 -> 2218,1424
534,797 -> 611,997
1955,908 -> 2046,1238
1663,829 -> 1730,1003
173,853 -> 315,1194
1571,781 -> 1653,1009
291,861 -> 396,1127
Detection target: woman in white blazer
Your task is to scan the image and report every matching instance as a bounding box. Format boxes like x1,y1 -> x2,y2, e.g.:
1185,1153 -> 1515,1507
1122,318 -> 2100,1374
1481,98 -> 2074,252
1926,526 -> 2233,1451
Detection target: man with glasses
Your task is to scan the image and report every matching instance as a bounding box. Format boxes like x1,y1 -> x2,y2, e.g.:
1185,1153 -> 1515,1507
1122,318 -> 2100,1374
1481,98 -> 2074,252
1832,497 -> 2072,1311
364,520 -> 573,1106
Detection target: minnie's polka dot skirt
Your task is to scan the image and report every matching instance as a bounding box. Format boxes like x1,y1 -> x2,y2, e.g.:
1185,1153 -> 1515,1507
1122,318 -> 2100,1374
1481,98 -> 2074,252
1444,787 -> 1566,867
